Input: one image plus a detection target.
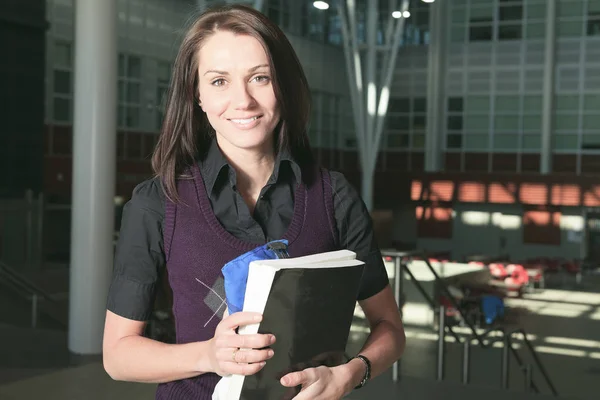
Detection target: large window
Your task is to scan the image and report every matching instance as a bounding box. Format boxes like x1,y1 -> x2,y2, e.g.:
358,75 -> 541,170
386,97 -> 426,150
156,61 -> 171,131
266,0 -> 341,45
469,3 -> 494,42
118,54 -> 142,129
588,1 -> 600,36
526,1 -> 546,39
552,91 -> 600,152
447,97 -> 465,150
451,0 -> 550,43
265,0 -> 428,46
309,91 -> 342,149
557,0 -> 585,38
402,0 -> 431,46
553,94 -> 580,151
52,41 -> 73,123
498,0 -> 523,40
443,92 -> 544,170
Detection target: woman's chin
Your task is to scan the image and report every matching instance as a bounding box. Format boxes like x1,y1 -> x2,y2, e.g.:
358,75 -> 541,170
216,134 -> 274,154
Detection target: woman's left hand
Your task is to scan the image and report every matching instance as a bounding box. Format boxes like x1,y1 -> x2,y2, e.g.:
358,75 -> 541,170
280,364 -> 356,400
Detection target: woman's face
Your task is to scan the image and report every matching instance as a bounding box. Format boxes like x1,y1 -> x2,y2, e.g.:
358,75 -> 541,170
197,31 -> 280,155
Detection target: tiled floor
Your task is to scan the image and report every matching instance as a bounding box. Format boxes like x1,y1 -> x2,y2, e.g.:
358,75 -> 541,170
1,271 -> 599,399
0,362 -> 572,400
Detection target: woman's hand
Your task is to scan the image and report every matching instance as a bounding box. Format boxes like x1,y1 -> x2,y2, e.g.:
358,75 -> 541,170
280,361 -> 363,400
207,312 -> 276,377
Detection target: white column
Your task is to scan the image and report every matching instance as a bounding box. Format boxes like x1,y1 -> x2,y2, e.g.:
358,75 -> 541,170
425,0 -> 447,172
541,0 -> 556,174
338,0 -> 408,211
362,0 -> 378,211
69,0 -> 117,355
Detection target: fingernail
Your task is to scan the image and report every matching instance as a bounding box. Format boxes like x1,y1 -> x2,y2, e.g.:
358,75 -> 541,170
254,315 -> 262,321
270,335 -> 276,344
260,361 -> 266,367
268,349 -> 274,357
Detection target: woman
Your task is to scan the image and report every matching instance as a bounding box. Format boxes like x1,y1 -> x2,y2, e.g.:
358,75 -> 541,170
103,4 -> 405,400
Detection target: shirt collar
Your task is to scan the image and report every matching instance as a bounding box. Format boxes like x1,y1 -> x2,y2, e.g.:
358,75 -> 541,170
200,139 -> 302,194
199,139 -> 230,195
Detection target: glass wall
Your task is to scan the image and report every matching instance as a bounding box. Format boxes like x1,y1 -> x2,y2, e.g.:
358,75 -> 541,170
444,0 -> 600,174
450,0 -> 546,43
52,41 -> 73,123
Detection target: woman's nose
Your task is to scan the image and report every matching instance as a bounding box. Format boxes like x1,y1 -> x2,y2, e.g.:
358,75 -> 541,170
231,82 -> 255,109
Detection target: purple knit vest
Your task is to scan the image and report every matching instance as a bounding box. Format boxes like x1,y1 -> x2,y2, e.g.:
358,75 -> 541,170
156,163 -> 339,400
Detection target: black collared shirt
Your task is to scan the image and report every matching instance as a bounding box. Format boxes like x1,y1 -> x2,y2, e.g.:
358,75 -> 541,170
108,141 -> 389,321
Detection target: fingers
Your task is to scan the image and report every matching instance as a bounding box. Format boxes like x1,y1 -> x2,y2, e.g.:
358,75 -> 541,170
216,333 -> 276,350
228,347 -> 274,364
284,367 -> 337,400
217,312 -> 262,332
212,312 -> 276,377
220,361 -> 267,376
216,348 -> 274,375
281,369 -> 313,387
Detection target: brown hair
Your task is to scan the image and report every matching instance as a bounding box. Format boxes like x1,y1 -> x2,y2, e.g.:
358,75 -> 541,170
152,4 -> 314,202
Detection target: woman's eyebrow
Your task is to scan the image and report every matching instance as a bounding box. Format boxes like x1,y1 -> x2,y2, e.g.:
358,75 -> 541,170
204,69 -> 228,76
203,64 -> 269,76
248,64 -> 269,72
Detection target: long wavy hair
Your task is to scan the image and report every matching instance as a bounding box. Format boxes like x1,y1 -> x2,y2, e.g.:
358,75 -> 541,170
152,4 -> 314,202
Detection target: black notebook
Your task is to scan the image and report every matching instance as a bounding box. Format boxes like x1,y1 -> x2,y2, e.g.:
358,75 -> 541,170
218,250 -> 365,400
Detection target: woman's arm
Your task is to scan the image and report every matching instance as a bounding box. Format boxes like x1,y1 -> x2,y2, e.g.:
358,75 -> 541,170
347,284 -> 405,382
103,310 -> 274,383
103,310 -> 210,383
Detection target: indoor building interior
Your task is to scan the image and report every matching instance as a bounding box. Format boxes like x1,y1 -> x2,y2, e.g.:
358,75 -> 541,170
1,0 -> 600,399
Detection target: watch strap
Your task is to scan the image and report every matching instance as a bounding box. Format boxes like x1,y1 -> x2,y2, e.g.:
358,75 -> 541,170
352,355 -> 371,389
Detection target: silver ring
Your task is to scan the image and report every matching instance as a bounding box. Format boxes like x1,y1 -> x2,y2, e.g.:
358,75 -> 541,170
232,348 -> 239,362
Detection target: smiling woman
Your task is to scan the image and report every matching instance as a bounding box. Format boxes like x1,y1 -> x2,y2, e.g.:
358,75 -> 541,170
152,5 -> 313,204
102,4 -> 405,400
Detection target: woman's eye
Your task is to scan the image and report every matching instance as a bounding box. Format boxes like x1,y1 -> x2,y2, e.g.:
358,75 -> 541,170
253,75 -> 270,83
211,78 -> 226,87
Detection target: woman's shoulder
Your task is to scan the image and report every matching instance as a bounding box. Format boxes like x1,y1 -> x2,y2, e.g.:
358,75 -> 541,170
324,169 -> 360,201
126,176 -> 165,216
320,168 -> 368,221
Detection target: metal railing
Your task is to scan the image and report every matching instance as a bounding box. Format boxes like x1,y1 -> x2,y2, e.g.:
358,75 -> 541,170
383,249 -> 558,396
0,190 -> 46,268
0,190 -> 118,269
0,260 -> 61,328
458,324 -> 558,395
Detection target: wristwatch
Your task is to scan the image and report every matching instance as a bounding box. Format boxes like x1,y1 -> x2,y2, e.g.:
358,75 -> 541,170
352,354 -> 371,389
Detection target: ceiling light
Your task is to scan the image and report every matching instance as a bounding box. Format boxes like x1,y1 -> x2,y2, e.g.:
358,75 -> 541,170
422,0 -> 435,3
313,1 -> 329,10
392,10 -> 411,18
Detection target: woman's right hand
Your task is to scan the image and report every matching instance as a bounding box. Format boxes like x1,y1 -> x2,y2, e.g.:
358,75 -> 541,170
208,312 -> 276,377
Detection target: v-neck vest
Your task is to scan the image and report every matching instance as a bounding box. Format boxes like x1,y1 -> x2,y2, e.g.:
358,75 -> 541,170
155,164 -> 339,400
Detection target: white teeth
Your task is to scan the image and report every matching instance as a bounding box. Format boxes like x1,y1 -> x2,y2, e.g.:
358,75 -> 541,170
231,116 -> 258,124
